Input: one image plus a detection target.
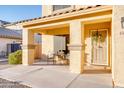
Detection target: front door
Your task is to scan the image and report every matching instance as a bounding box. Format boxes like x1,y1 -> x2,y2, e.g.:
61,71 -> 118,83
91,29 -> 108,65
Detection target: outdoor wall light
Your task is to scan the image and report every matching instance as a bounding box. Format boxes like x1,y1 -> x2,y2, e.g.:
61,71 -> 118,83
121,17 -> 124,29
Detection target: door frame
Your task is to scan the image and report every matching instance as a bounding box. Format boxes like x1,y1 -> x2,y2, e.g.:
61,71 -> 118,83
90,29 -> 109,66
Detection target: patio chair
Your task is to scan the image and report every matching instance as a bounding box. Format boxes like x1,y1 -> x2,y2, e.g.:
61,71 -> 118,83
46,51 -> 55,64
55,50 -> 69,65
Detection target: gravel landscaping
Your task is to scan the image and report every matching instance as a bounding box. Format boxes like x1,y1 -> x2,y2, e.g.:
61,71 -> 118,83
0,78 -> 31,88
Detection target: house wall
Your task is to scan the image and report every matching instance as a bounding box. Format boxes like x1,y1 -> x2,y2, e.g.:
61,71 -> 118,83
42,5 -> 53,16
84,22 -> 111,66
0,38 -> 21,56
112,5 -> 124,87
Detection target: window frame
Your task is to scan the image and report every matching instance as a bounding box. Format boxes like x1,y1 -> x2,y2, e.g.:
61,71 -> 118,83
52,5 -> 75,13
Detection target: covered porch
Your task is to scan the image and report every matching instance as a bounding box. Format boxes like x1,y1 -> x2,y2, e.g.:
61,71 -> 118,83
22,5 -> 112,74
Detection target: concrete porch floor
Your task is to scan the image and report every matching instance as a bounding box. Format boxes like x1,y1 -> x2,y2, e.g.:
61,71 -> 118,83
0,61 -> 113,88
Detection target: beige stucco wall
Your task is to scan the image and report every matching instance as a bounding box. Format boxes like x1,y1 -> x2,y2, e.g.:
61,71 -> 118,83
84,22 -> 111,66
42,5 -> 53,16
112,5 -> 124,87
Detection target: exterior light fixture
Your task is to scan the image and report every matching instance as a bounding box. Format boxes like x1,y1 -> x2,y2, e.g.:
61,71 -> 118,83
121,17 -> 124,29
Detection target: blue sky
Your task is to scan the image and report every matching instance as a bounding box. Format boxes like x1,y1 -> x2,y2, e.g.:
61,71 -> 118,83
0,5 -> 42,22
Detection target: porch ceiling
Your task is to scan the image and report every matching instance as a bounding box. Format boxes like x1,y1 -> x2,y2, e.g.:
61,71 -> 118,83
30,23 -> 69,31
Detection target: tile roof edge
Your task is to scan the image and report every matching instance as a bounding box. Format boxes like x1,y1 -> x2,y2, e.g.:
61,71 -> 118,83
3,5 -> 108,27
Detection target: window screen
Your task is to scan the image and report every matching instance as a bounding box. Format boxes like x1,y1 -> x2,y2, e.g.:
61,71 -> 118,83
53,5 -> 71,11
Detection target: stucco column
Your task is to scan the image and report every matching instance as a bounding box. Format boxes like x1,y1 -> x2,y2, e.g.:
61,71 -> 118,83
22,29 -> 35,65
68,20 -> 84,73
112,6 -> 124,87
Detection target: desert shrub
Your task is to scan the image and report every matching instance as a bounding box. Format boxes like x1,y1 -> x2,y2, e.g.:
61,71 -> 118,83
8,50 -> 22,64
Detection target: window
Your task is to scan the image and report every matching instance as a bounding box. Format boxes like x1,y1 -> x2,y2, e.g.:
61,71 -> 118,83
53,5 -> 71,11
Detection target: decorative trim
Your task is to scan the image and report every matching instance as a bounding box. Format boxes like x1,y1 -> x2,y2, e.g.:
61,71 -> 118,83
67,44 -> 84,51
22,44 -> 35,49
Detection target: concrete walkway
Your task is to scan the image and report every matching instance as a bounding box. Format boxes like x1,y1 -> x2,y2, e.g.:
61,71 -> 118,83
0,62 -> 113,88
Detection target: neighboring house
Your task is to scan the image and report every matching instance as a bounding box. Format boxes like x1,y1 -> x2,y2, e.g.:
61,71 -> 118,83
0,20 -> 22,57
0,21 -> 22,57
3,5 -> 124,87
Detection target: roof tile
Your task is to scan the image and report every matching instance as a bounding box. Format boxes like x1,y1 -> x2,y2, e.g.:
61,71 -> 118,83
4,5 -> 103,26
0,27 -> 22,39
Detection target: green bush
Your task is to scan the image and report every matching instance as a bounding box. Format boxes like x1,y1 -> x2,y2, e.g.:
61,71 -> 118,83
9,50 -> 22,64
